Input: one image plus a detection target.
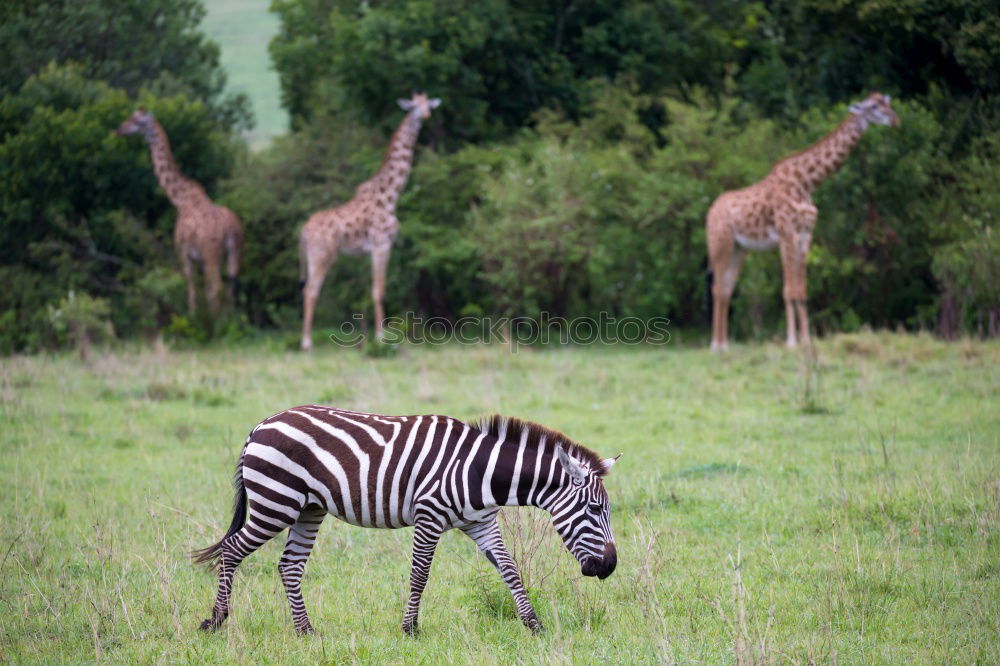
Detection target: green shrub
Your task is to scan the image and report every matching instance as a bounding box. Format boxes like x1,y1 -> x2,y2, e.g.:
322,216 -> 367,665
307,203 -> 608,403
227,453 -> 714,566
933,230 -> 1000,338
931,129 -> 1000,338
46,290 -> 114,356
470,84 -> 785,323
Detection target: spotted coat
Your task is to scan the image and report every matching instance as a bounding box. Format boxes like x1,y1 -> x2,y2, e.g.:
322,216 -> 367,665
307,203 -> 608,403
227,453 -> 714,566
705,92 -> 899,351
299,93 -> 440,350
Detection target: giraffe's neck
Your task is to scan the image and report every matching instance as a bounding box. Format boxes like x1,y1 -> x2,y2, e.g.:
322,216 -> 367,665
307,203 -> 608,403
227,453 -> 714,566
772,114 -> 867,191
142,120 -> 204,210
373,110 -> 423,209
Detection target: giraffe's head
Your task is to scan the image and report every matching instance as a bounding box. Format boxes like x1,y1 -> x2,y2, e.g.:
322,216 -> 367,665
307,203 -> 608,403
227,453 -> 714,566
849,92 -> 899,128
115,108 -> 155,137
397,92 -> 441,120
551,445 -> 621,580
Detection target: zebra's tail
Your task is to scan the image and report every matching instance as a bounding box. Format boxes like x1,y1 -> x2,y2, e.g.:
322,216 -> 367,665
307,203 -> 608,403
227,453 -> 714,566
191,459 -> 247,569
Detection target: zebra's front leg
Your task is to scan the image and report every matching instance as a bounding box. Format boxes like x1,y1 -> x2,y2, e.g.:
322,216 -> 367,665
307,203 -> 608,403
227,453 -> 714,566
402,515 -> 444,636
461,519 -> 543,633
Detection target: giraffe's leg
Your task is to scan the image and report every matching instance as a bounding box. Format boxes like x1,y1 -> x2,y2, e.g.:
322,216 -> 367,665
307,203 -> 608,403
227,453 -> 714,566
794,283 -> 811,347
712,296 -> 728,351
793,230 -> 813,348
301,250 -> 336,351
710,266 -> 724,351
461,519 -> 542,633
784,295 -> 797,347
402,513 -> 444,635
179,251 -> 197,314
370,245 -> 391,340
200,503 -> 296,632
717,248 -> 746,352
225,231 -> 242,306
203,255 -> 224,316
278,506 -> 327,634
709,252 -> 729,352
779,236 -> 800,348
709,237 -> 741,352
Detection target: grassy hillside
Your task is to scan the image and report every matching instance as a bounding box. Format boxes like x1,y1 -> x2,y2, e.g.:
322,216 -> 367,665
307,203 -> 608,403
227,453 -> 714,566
2,333 -> 998,662
202,0 -> 287,148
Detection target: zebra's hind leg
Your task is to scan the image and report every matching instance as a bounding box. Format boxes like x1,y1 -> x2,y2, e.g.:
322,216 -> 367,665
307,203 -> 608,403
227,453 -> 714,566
278,505 -> 327,634
200,513 -> 294,632
461,519 -> 543,633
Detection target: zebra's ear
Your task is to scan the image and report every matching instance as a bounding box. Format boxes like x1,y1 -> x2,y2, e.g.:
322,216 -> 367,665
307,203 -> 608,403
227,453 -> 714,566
556,445 -> 587,484
601,453 -> 622,474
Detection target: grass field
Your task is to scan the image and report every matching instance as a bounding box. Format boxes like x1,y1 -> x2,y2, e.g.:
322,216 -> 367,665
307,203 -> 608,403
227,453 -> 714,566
2,332 -> 998,663
202,0 -> 287,148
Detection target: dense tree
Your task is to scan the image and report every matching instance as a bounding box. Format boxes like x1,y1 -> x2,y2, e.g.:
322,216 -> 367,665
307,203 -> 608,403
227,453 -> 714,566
259,0 -> 998,341
0,0 -> 251,129
739,1 -> 1000,127
2,0 -> 998,350
0,64 -> 238,351
0,0 -> 251,350
268,0 -> 340,128
269,0 -> 767,143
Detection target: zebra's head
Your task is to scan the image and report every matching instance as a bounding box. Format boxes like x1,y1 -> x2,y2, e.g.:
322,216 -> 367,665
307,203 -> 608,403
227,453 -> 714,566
552,446 -> 620,580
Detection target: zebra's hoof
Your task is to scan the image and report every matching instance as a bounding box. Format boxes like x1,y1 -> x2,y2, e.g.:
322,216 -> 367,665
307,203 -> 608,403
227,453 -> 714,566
402,623 -> 419,637
527,621 -> 544,635
295,623 -> 315,636
199,618 -> 219,632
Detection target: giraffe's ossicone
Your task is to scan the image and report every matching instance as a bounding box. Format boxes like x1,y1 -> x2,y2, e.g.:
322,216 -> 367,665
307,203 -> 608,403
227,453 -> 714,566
705,92 -> 899,351
299,92 -> 441,350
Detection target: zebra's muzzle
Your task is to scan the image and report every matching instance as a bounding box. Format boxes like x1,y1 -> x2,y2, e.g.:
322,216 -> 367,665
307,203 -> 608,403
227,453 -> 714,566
581,543 -> 617,580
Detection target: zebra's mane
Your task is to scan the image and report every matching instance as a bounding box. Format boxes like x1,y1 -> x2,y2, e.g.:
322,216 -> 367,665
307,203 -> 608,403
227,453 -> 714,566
474,415 -> 611,477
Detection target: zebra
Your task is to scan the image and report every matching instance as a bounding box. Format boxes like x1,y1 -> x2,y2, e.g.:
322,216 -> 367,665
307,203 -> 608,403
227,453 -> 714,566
193,405 -> 620,635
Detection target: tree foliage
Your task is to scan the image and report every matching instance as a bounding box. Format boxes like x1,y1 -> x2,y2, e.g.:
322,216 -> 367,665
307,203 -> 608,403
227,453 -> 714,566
2,0 -> 998,351
0,64 -> 238,351
0,0 -> 251,129
0,0 -> 248,351
259,0 -> 998,340
468,85 -> 947,333
740,0 -> 1000,127
221,80 -> 968,344
269,0 -> 766,143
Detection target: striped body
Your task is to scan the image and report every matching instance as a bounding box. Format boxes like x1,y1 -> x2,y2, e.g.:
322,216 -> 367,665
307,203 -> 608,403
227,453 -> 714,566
195,405 -> 620,635
248,406 -> 540,529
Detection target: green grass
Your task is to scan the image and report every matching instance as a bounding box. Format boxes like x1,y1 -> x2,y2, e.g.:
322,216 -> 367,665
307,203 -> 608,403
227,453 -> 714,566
2,332 -> 998,662
202,0 -> 287,148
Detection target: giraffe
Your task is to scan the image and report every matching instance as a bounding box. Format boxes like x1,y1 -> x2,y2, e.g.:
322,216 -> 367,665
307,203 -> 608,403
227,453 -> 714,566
299,92 -> 440,351
705,92 -> 899,351
116,108 -> 244,315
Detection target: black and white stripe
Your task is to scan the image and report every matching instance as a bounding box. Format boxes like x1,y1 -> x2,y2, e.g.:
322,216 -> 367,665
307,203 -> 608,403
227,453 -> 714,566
193,405 -> 620,635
